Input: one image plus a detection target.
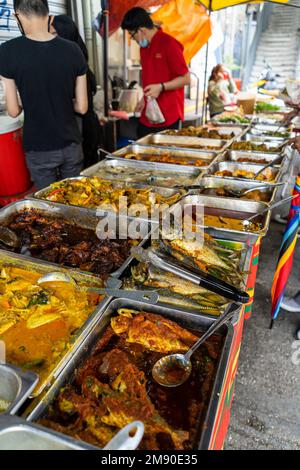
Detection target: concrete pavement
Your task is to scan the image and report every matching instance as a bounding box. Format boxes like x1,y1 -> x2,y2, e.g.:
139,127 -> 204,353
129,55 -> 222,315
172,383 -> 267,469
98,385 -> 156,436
225,221 -> 300,450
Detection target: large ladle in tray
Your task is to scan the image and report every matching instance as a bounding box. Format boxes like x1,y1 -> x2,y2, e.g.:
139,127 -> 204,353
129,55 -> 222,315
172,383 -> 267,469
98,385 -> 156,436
37,272 -> 159,303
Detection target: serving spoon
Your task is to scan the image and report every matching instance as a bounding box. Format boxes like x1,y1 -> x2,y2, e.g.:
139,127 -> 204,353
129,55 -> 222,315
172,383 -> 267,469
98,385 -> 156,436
0,227 -> 20,249
243,194 -> 297,229
254,154 -> 284,179
152,303 -> 239,388
37,272 -> 159,303
103,421 -> 144,450
223,181 -> 284,198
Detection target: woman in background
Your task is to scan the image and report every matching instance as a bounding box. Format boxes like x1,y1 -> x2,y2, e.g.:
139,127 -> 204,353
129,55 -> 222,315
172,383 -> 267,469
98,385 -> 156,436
208,64 -> 238,118
50,15 -> 102,168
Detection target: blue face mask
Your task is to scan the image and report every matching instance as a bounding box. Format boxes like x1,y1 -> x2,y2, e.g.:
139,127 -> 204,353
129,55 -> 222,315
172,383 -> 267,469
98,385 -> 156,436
139,39 -> 149,48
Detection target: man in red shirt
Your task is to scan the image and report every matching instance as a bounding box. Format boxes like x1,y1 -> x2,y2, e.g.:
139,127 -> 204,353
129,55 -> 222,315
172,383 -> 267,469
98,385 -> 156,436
121,7 -> 190,137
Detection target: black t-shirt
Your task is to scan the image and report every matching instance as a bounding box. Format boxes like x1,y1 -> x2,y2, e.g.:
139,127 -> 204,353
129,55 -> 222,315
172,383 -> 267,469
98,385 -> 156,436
0,36 -> 87,152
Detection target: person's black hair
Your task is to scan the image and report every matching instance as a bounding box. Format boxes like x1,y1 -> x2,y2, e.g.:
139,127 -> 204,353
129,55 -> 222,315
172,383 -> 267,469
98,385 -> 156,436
14,0 -> 49,16
52,15 -> 88,62
121,7 -> 154,31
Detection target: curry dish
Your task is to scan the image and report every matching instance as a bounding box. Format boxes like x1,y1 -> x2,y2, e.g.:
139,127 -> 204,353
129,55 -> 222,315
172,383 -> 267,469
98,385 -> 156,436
38,308 -> 224,450
40,177 -> 181,213
0,264 -> 102,390
1,210 -> 135,278
214,168 -> 275,182
124,152 -> 209,167
203,214 -> 262,232
201,187 -> 271,202
165,126 -> 234,140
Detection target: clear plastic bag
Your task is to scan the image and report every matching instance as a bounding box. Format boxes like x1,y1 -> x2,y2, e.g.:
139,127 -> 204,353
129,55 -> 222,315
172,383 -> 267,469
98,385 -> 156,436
145,97 -> 165,124
286,79 -> 300,105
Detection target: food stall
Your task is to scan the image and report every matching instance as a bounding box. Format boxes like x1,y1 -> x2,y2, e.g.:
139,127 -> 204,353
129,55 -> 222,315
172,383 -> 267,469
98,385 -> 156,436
0,107 -> 295,450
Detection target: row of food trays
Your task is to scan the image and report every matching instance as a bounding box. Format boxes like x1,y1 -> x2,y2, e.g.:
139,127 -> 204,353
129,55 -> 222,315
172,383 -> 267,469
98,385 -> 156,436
0,109 -> 293,450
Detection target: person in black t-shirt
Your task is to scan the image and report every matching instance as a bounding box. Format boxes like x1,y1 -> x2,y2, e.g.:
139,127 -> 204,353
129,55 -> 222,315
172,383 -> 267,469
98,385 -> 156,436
50,14 -> 103,170
0,0 -> 88,190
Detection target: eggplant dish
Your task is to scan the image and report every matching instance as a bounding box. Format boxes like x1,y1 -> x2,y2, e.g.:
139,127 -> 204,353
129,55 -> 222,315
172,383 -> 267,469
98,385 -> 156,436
38,308 -> 224,450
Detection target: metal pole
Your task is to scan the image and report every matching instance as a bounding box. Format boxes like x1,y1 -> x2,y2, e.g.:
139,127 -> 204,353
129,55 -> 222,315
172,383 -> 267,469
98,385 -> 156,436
101,0 -> 110,118
202,1 -> 212,124
123,29 -> 128,85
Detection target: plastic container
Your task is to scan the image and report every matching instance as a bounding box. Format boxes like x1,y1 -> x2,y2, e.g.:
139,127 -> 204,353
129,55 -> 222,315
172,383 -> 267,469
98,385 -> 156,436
237,92 -> 257,115
0,116 -> 31,197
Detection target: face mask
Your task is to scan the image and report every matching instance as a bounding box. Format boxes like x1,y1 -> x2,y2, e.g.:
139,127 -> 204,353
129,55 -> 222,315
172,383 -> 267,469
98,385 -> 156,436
139,39 -> 149,48
15,14 -> 25,36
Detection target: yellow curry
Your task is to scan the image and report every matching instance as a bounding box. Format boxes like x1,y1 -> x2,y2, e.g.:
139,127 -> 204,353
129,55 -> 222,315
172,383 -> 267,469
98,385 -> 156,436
0,266 -> 102,393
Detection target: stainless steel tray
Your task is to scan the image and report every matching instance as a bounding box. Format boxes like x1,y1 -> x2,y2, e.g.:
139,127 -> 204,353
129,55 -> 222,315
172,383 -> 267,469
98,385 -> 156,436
81,157 -> 204,187
0,250 -> 112,397
0,199 -> 151,279
194,176 -> 277,204
230,140 -> 283,153
251,124 -> 292,136
111,143 -> 216,171
169,194 -> 271,243
207,161 -> 280,183
243,133 -> 286,143
217,150 -> 284,165
0,415 -> 96,450
209,120 -> 251,128
0,365 -> 38,415
31,176 -> 183,223
26,298 -> 236,450
136,134 -> 227,151
159,126 -> 245,138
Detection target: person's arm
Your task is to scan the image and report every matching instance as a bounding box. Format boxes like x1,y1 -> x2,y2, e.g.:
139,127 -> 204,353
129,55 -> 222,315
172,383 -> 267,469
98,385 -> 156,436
73,74 -> 88,115
1,77 -> 22,118
144,73 -> 191,99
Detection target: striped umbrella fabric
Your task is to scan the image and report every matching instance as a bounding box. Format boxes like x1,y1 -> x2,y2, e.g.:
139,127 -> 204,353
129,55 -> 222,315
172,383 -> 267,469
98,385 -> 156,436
270,175 -> 300,328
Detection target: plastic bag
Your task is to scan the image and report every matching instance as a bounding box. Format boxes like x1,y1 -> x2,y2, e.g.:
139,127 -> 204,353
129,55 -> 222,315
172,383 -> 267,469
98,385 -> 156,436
286,79 -> 300,105
145,97 -> 165,124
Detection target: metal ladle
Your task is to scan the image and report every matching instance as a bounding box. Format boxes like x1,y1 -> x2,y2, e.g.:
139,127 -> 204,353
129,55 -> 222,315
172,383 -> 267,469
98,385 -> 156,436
254,154 -> 284,179
37,272 -> 159,303
223,181 -> 284,198
242,194 -> 297,229
0,227 -> 20,249
152,303 -> 239,388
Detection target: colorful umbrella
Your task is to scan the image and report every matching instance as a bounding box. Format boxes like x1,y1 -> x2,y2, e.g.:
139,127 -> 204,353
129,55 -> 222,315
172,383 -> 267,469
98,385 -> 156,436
270,175 -> 300,329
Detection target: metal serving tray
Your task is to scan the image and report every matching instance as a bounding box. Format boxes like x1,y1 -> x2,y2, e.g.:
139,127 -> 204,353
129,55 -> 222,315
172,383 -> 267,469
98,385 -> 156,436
159,126 -> 245,138
31,176 -> 183,223
111,143 -> 216,170
81,157 -> 204,187
0,416 -> 96,450
209,120 -> 251,128
169,194 -> 271,244
217,150 -> 284,166
251,124 -> 292,136
136,134 -> 227,151
194,176 -> 277,204
0,250 -> 112,397
230,140 -> 283,153
207,161 -> 280,183
0,365 -> 38,415
0,199 -> 151,279
26,298 -> 236,450
243,133 -> 286,143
